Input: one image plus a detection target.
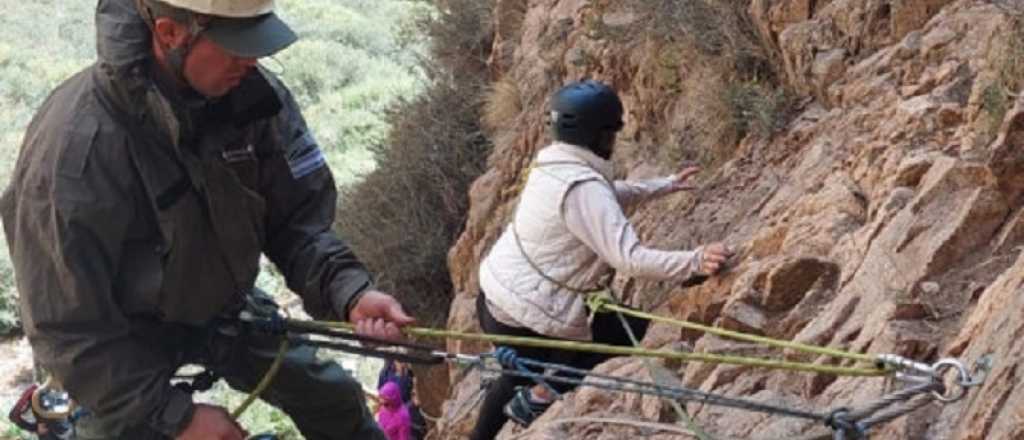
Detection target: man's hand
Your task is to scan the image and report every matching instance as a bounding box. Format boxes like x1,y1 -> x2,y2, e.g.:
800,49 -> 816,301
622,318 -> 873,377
668,166 -> 701,193
349,290 -> 415,342
698,243 -> 734,275
175,404 -> 247,440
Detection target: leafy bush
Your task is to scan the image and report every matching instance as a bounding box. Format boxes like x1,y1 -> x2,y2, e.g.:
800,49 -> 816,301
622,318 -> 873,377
274,0 -> 430,185
0,0 -> 97,337
336,0 -> 495,327
617,0 -> 793,162
980,16 -> 1024,143
724,80 -> 798,141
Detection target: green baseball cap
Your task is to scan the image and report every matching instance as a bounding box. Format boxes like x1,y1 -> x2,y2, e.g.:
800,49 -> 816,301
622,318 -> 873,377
204,12 -> 297,58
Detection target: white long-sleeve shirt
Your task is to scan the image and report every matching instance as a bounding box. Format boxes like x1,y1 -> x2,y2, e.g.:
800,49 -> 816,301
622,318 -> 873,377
565,178 -> 702,281
482,143 -> 702,336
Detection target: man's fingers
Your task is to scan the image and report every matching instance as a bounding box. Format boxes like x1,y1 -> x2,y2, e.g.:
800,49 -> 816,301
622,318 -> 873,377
371,319 -> 387,337
355,319 -> 372,336
705,253 -> 728,263
355,318 -> 404,342
384,322 -> 402,340
388,303 -> 416,326
677,166 -> 701,179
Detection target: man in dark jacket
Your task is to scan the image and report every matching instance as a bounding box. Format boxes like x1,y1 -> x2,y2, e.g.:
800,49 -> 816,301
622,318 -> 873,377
0,1 -> 414,439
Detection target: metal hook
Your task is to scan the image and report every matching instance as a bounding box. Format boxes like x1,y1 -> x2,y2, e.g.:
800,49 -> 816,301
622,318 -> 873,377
930,358 -> 973,403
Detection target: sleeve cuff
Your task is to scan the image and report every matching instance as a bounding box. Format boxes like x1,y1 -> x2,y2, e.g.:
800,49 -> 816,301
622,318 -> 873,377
148,388 -> 195,437
690,246 -> 706,276
327,269 -> 374,321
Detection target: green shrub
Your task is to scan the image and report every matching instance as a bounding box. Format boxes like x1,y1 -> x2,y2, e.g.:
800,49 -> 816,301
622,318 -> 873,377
272,0 -> 428,183
981,16 -> 1024,143
622,0 -> 793,149
724,80 -> 797,141
336,0 -> 495,327
0,0 -> 97,336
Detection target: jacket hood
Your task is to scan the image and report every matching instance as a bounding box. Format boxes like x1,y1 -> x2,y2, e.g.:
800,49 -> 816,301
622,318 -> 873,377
379,381 -> 402,408
96,0 -> 152,69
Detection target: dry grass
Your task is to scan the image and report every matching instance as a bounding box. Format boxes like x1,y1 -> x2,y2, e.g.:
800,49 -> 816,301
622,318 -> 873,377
410,0 -> 494,80
618,0 -> 794,168
624,0 -> 772,79
620,0 -> 793,166
482,76 -> 524,135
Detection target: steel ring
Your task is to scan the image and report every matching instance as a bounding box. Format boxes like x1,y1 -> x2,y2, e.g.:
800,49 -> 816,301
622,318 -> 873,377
930,358 -> 971,403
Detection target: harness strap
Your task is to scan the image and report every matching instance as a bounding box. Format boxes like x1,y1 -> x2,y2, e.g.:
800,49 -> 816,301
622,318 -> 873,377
511,160 -> 615,295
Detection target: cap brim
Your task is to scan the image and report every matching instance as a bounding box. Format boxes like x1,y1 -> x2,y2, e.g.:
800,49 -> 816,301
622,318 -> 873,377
204,13 -> 298,58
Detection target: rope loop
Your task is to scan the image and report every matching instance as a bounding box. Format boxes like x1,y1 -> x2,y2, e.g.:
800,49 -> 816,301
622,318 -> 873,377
825,408 -> 867,439
494,346 -> 524,370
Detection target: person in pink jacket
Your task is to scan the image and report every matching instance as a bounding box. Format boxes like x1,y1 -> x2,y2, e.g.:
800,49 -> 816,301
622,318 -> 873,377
377,381 -> 412,440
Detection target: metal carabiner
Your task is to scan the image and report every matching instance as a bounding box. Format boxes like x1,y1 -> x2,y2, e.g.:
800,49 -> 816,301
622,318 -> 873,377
31,377 -> 76,421
930,358 -> 973,403
876,354 -> 936,377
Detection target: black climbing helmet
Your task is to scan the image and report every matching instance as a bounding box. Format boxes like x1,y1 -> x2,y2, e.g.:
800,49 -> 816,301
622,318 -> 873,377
549,80 -> 624,155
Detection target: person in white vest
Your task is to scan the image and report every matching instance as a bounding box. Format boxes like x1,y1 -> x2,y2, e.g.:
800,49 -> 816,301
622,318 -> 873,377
470,80 -> 733,439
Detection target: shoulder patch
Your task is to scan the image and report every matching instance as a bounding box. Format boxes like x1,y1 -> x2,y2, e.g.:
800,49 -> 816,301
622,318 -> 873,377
287,132 -> 326,179
56,116 -> 101,179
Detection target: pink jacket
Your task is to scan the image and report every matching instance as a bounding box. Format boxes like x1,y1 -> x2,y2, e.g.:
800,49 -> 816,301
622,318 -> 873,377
377,381 -> 411,440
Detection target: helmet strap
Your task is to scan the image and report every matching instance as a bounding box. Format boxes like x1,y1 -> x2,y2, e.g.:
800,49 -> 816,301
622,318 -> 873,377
590,131 -> 616,160
135,0 -> 207,89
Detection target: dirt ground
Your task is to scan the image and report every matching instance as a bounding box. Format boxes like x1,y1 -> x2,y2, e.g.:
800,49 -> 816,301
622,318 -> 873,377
0,336 -> 33,404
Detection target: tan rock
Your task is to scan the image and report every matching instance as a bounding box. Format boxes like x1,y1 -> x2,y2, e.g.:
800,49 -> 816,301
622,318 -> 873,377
435,2 -> 1024,439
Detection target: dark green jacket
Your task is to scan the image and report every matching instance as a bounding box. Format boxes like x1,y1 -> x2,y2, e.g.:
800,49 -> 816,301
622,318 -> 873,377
0,7 -> 373,436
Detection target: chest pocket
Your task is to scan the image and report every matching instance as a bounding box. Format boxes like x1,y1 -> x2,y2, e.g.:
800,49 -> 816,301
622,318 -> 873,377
120,126 -> 268,325
200,151 -> 267,290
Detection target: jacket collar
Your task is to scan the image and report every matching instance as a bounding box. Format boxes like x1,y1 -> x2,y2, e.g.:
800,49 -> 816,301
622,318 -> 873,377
539,142 -> 615,182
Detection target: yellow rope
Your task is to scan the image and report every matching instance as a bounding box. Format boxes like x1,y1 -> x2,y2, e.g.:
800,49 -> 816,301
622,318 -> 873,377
592,300 -> 876,364
232,339 -> 290,420
296,319 -> 889,377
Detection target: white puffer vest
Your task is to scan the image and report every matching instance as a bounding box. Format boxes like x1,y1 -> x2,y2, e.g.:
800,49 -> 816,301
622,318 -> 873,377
479,143 -> 616,340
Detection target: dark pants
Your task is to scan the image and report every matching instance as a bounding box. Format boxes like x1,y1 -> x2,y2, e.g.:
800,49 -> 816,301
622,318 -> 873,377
469,292 -> 649,440
76,328 -> 385,440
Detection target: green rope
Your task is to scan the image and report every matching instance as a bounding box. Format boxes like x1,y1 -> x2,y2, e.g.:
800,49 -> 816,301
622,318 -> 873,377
297,319 -> 889,377
232,339 -> 290,420
614,310 -> 715,440
590,297 -> 876,364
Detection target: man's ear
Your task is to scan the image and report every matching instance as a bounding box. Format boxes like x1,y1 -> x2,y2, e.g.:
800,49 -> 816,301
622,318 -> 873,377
152,17 -> 189,49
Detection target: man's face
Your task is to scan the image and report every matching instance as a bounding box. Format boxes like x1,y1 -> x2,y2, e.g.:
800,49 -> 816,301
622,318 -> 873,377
183,36 -> 258,98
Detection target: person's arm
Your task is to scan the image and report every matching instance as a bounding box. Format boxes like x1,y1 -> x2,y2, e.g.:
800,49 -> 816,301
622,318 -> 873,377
378,360 -> 394,390
259,81 -> 412,337
613,166 -> 701,207
612,177 -> 674,207
3,137 -> 195,437
257,84 -> 374,319
562,180 -> 703,281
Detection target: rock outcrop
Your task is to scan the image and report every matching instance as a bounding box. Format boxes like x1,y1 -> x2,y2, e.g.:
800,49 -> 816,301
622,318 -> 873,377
436,1 -> 1024,439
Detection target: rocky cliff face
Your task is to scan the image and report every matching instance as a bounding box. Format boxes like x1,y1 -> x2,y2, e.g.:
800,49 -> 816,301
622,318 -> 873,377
435,1 -> 1024,439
